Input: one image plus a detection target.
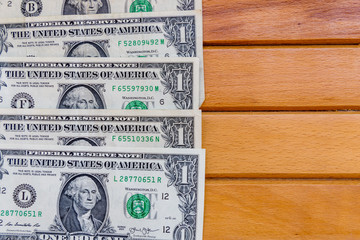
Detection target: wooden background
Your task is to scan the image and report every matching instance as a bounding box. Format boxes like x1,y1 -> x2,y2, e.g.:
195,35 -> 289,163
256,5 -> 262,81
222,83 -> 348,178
201,1 -> 360,239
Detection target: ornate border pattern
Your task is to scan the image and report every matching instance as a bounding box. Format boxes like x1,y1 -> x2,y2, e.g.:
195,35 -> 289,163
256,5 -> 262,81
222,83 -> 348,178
0,26 -> 13,56
141,62 -> 194,109
143,16 -> 197,57
160,63 -> 193,109
164,154 -> 198,240
161,117 -> 194,148
177,0 -> 195,11
0,69 -> 7,91
162,17 -> 196,57
140,117 -> 195,148
0,151 -> 9,180
0,235 -> 37,240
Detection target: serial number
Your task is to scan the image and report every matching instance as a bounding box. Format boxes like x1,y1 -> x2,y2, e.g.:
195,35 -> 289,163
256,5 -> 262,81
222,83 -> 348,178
114,176 -> 161,183
118,39 -> 165,47
0,210 -> 42,217
112,135 -> 160,143
112,85 -> 159,92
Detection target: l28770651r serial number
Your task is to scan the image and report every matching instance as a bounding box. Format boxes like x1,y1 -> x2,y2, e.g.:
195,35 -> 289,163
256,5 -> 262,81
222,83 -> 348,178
0,210 -> 42,217
114,176 -> 162,183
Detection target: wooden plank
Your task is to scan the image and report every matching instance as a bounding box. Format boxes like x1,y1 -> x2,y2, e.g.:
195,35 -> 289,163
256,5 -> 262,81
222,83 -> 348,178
202,46 -> 360,111
204,179 -> 360,240
203,0 -> 360,45
203,112 -> 360,178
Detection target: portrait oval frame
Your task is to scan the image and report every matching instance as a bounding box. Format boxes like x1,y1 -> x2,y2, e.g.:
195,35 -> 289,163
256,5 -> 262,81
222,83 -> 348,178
57,84 -> 106,110
65,137 -> 100,146
66,41 -> 109,58
62,0 -> 111,15
57,173 -> 109,234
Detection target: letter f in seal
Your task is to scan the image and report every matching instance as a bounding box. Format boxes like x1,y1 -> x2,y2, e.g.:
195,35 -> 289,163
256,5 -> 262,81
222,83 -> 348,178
0,151 -> 9,180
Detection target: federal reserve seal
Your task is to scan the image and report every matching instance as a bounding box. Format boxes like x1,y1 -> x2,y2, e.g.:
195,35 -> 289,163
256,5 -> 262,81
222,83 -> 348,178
125,100 -> 148,110
13,184 -> 37,208
127,194 -> 150,219
129,0 -> 152,12
21,0 -> 43,17
11,92 -> 35,109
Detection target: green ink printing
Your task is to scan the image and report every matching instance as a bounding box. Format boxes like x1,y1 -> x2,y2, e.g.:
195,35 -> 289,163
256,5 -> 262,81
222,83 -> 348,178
0,210 -> 42,217
126,100 -> 148,110
127,194 -> 151,219
129,0 -> 153,12
112,135 -> 160,143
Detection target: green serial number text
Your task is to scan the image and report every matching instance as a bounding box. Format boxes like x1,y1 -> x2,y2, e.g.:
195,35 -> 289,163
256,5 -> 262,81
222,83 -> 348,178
0,210 -> 42,217
112,85 -> 159,92
112,135 -> 160,143
114,176 -> 162,183
118,39 -> 165,46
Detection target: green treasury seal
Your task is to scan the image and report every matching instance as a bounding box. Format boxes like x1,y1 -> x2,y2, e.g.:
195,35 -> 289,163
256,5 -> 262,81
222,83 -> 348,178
127,194 -> 150,219
125,100 -> 148,110
129,0 -> 153,12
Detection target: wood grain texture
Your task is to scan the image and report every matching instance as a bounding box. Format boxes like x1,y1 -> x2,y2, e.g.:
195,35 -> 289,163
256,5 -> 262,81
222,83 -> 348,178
203,112 -> 360,178
201,1 -> 360,238
201,46 -> 360,111
203,0 -> 360,45
204,179 -> 360,240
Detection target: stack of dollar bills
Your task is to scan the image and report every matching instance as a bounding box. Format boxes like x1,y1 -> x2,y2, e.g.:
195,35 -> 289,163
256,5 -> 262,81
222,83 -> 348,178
0,1 -> 205,240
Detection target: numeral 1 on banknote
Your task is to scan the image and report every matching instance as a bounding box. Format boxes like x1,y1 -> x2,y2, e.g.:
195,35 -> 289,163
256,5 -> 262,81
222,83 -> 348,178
0,146 -> 205,240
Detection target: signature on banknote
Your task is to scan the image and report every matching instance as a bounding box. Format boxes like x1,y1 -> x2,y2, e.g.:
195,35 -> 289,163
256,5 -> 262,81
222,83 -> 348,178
4,221 -> 39,227
129,227 -> 159,235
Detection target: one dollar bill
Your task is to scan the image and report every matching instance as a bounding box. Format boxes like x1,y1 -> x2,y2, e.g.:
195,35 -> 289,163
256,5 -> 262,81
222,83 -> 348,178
0,145 -> 205,240
0,0 -> 202,18
0,109 -> 201,148
0,11 -> 204,104
0,57 -> 199,110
